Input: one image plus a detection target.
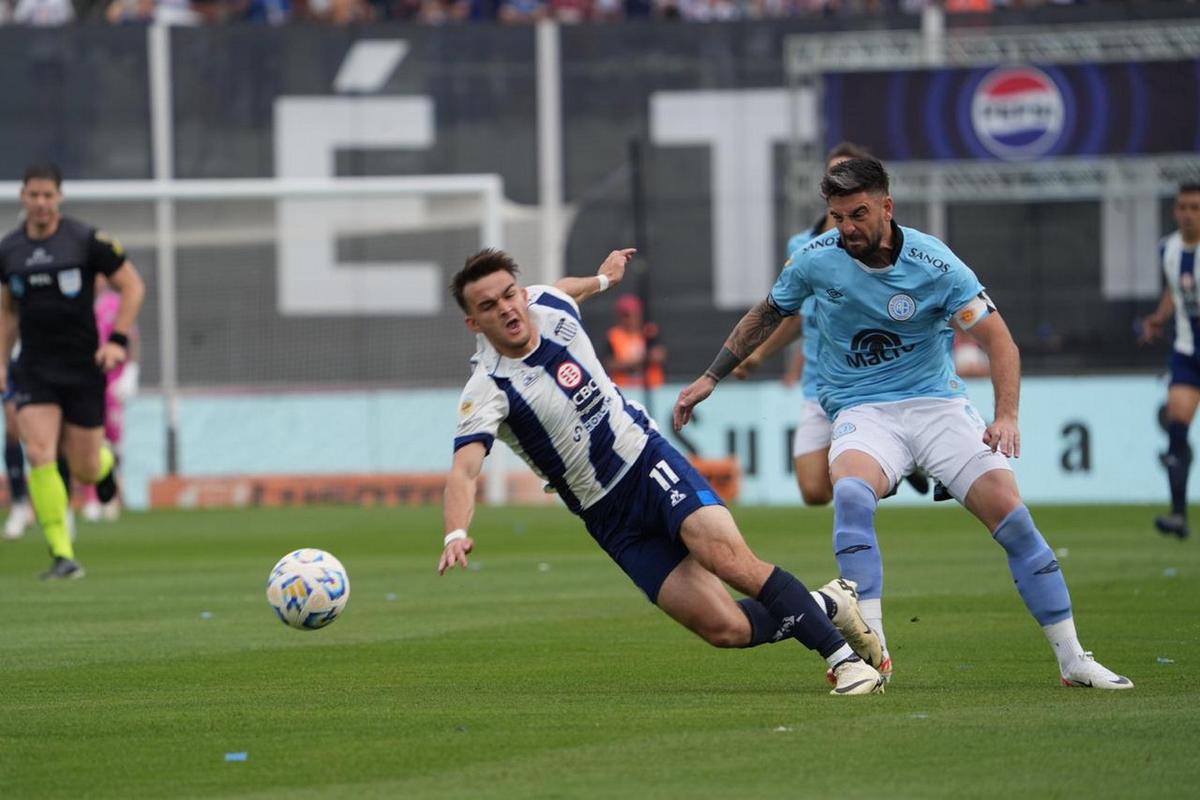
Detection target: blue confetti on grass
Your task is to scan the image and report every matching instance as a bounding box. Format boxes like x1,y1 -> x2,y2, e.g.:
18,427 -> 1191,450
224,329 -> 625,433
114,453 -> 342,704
224,752 -> 248,762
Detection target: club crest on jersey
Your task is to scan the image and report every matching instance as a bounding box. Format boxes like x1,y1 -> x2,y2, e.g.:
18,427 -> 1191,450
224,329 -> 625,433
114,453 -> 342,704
57,268 -> 82,298
971,66 -> 1065,160
556,361 -> 583,389
887,294 -> 917,321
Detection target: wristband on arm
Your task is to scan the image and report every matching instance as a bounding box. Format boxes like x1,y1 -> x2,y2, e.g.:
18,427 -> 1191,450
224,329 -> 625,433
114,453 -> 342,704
108,331 -> 129,348
703,347 -> 741,383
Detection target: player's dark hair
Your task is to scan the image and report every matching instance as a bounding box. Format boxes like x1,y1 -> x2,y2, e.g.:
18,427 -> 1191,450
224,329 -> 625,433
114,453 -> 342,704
451,248 -> 521,312
826,141 -> 872,163
22,162 -> 62,187
1179,182 -> 1200,196
820,157 -> 890,199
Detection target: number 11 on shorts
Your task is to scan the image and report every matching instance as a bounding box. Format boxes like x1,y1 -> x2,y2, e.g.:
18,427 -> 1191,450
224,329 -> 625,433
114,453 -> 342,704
649,460 -> 680,491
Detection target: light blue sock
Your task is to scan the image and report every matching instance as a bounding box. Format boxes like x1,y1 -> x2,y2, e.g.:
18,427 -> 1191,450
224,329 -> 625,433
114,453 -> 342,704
832,478 -> 883,599
993,505 -> 1072,625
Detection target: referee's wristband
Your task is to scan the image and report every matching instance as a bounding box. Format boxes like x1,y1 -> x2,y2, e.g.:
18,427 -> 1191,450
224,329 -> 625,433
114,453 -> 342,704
443,529 -> 468,547
108,331 -> 129,349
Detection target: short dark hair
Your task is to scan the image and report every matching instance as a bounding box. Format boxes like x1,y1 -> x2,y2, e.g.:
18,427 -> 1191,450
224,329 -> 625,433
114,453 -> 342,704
450,248 -> 521,312
821,157 -> 890,199
22,163 -> 62,187
826,141 -> 872,163
1179,182 -> 1200,196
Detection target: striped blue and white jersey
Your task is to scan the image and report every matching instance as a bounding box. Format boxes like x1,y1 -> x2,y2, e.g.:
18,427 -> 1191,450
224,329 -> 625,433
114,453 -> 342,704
1161,231 -> 1200,356
453,285 -> 652,514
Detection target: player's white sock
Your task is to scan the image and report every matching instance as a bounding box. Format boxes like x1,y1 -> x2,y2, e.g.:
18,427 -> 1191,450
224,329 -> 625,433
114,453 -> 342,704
1043,618 -> 1086,672
858,597 -> 887,651
825,643 -> 856,668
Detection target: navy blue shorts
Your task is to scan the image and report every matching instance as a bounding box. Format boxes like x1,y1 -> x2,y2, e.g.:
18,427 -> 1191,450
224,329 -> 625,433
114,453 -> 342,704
1170,351 -> 1200,389
580,432 -> 725,603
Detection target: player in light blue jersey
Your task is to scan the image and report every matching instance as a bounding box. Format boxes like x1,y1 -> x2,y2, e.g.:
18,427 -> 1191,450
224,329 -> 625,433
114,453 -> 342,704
1139,182 -> 1200,540
735,143 -> 927,505
676,158 -> 1132,690
438,247 -> 886,696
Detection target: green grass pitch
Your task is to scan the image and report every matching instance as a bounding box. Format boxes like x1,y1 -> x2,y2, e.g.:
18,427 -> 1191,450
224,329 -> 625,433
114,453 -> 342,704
3,503 -> 1198,798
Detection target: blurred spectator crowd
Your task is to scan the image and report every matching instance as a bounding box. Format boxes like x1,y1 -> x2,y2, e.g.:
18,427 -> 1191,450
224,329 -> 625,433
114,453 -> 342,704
0,0 -> 1153,29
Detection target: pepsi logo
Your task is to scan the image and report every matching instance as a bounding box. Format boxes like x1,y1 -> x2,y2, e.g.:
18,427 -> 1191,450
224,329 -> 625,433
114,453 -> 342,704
556,361 -> 583,389
971,66 -> 1064,160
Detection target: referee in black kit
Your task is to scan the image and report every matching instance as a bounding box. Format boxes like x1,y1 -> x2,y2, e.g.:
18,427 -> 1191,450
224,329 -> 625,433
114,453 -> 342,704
0,164 -> 145,579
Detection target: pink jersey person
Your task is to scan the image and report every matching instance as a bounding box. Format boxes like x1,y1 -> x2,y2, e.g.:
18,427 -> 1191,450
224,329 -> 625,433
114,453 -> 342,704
94,288 -> 134,445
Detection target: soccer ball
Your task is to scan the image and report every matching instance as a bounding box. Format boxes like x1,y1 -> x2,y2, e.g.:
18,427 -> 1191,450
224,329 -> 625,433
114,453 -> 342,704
265,548 -> 350,630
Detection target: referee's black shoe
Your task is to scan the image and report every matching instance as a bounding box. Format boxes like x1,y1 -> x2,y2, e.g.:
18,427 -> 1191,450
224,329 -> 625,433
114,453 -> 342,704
96,466 -> 119,504
41,557 -> 86,580
1154,513 -> 1190,540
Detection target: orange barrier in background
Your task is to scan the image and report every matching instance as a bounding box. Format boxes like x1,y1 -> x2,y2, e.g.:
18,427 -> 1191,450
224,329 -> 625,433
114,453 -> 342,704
149,473 -> 459,509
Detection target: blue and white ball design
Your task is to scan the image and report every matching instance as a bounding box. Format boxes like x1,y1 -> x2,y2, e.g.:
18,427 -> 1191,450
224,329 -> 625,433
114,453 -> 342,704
266,548 -> 350,630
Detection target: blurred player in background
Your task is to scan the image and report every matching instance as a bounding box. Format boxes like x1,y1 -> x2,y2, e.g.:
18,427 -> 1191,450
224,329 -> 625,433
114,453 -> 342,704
440,247 -> 886,695
734,142 -> 927,505
0,163 -> 145,579
605,294 -> 666,390
676,158 -> 1132,689
81,275 -> 139,522
1138,181 -> 1200,540
2,346 -> 34,539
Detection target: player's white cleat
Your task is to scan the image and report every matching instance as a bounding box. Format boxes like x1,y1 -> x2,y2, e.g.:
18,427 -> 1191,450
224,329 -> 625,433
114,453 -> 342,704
1060,652 -> 1133,690
828,657 -> 885,696
3,500 -> 34,540
819,577 -> 884,669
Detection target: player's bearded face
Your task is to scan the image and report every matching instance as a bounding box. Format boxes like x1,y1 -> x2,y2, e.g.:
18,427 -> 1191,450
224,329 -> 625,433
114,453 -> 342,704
829,192 -> 892,260
464,273 -> 533,355
20,179 -> 62,230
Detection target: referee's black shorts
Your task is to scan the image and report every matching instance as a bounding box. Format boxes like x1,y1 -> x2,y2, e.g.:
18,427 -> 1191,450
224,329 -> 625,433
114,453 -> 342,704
10,360 -> 107,428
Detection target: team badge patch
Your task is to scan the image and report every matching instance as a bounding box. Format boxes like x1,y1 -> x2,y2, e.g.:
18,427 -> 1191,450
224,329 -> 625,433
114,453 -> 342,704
887,293 -> 916,321
57,268 -> 82,298
556,361 -> 583,389
832,422 -> 857,440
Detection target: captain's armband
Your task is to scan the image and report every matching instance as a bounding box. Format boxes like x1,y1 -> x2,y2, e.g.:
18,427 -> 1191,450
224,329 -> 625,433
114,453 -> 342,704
953,292 -> 995,331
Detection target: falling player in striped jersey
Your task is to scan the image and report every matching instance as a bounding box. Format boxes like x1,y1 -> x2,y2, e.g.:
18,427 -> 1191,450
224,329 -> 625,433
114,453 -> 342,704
1139,182 -> 1200,540
439,247 -> 886,696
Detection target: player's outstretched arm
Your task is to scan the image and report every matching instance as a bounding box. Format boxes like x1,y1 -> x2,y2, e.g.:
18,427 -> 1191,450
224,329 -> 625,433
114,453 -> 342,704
439,442 -> 486,575
673,298 -> 786,431
733,315 -> 804,379
965,312 -> 1022,458
553,248 -> 636,305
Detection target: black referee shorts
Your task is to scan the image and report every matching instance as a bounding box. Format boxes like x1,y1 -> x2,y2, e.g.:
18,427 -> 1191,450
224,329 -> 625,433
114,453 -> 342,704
10,361 -> 107,429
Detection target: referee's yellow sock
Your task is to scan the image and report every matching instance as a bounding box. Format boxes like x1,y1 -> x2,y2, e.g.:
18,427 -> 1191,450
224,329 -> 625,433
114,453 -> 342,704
29,462 -> 73,559
98,445 -> 114,481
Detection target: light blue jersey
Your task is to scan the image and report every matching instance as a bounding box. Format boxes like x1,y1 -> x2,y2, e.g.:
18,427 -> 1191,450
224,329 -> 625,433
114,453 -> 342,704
786,228 -> 837,402
770,224 -> 991,417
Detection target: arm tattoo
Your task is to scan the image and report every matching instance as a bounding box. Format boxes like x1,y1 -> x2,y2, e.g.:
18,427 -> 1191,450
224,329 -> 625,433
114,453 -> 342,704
703,299 -> 786,382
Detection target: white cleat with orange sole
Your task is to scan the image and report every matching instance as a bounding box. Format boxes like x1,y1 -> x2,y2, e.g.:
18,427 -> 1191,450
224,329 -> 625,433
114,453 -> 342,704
818,578 -> 884,668
1060,652 -> 1133,690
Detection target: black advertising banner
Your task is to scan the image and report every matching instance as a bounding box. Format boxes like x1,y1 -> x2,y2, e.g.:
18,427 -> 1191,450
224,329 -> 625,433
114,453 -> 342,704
825,60 -> 1200,161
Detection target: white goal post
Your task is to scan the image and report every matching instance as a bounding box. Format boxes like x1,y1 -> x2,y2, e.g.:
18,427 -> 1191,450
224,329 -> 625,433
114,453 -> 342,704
0,175 -> 507,499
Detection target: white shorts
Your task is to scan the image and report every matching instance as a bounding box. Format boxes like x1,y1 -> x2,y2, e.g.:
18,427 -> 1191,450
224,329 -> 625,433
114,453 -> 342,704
828,397 -> 1011,501
792,399 -> 832,458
